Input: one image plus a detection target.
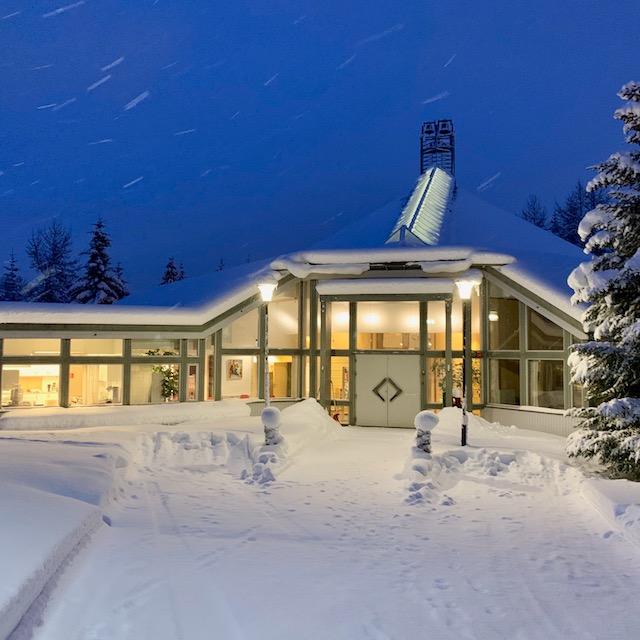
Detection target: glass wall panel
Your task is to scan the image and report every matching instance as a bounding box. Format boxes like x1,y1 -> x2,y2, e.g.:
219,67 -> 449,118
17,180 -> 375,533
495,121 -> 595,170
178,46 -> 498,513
270,297 -> 299,348
3,339 -> 60,356
427,357 -> 447,406
331,301 -> 350,349
356,301 -> 419,350
205,337 -> 214,400
330,356 -> 349,400
488,359 -> 520,405
426,301 -> 446,350
187,364 -> 198,401
70,339 -> 123,356
270,355 -> 298,398
221,356 -> 258,398
572,383 -> 584,408
528,360 -> 563,409
471,288 -> 482,351
222,309 -> 259,349
527,309 -> 563,351
1,364 -> 60,407
69,364 -> 123,405
130,363 -> 180,404
488,283 -> 520,350
131,339 -> 180,356
187,340 -> 199,357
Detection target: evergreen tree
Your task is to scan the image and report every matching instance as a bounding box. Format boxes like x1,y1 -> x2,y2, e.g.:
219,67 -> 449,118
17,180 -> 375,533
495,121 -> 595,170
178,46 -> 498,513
0,251 -> 25,301
69,218 -> 128,304
114,263 -> 130,299
519,194 -> 547,228
552,180 -> 608,246
25,219 -> 77,303
160,257 -> 185,285
566,81 -> 640,479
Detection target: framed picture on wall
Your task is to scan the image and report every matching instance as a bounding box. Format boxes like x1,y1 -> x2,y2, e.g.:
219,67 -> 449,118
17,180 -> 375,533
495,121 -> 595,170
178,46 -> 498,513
226,359 -> 243,380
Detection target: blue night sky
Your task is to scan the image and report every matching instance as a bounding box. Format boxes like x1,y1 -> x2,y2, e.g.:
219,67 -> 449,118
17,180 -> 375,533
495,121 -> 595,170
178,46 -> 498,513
1,1 -> 638,291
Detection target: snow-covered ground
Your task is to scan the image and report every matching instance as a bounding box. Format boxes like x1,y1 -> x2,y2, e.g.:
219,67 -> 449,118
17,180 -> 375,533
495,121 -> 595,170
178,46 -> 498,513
2,400 -> 640,640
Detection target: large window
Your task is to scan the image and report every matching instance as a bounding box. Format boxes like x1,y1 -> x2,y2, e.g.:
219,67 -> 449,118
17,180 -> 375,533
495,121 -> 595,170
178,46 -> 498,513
528,360 -> 563,409
331,301 -> 350,349
222,309 -> 259,349
130,363 -> 180,404
1,364 -> 60,407
488,359 -> 520,405
70,339 -> 122,356
3,339 -> 60,356
356,301 -> 419,350
488,283 -> 520,350
220,356 -> 258,398
69,364 -> 123,405
527,309 -> 563,351
131,339 -> 180,357
270,296 -> 299,348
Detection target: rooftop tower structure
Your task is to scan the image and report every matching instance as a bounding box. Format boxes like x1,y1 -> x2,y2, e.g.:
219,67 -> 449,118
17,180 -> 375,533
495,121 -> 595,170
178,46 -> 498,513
420,119 -> 455,176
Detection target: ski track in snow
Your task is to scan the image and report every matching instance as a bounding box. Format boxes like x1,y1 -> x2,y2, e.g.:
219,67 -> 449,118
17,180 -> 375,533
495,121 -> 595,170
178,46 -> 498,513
18,421 -> 640,640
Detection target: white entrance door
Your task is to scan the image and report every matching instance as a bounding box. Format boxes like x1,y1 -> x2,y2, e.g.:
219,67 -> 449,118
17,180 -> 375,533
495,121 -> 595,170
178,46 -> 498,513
355,354 -> 421,427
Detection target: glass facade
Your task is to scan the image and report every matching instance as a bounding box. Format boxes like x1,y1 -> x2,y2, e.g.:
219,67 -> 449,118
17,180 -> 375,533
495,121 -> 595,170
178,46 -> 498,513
0,277 -> 580,415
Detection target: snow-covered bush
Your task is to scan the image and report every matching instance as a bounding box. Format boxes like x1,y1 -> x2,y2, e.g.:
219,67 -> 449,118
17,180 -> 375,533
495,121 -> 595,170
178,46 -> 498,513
567,81 -> 640,480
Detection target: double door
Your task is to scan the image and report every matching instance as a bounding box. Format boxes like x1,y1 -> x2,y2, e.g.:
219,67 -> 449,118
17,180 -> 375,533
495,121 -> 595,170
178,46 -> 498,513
355,353 -> 421,428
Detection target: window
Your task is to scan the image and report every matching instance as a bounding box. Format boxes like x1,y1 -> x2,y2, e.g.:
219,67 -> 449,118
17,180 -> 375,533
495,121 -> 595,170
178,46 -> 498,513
488,283 -> 520,350
331,356 -> 349,400
130,363 -> 180,404
222,309 -> 259,348
220,356 -> 258,398
3,339 -> 60,356
356,301 -> 419,351
426,301 -> 446,350
528,360 -> 563,409
331,301 -> 350,349
269,297 -> 299,348
527,309 -> 563,351
1,364 -> 60,407
488,359 -> 520,405
70,339 -> 123,356
131,339 -> 180,357
69,364 -> 123,405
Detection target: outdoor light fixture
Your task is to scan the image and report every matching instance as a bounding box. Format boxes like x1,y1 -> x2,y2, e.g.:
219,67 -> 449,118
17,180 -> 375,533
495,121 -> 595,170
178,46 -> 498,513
454,271 -> 483,446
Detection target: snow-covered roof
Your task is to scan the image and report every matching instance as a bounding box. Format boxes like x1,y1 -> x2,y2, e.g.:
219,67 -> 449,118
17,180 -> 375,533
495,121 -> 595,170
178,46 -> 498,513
0,169 -> 586,331
386,168 -> 453,245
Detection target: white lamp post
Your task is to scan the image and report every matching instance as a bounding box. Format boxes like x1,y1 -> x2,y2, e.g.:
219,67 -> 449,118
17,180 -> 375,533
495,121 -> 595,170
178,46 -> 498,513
455,271 -> 482,447
258,280 -> 277,408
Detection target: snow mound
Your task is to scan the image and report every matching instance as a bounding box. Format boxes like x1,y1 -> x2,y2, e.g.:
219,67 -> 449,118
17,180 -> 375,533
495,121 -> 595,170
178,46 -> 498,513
0,400 -> 250,431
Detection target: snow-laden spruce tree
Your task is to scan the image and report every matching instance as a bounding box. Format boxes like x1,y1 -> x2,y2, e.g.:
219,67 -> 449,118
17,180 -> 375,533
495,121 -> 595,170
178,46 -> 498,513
160,257 -> 185,285
0,251 -> 25,301
69,218 -> 128,304
520,194 -> 547,228
25,219 -> 77,303
566,81 -> 640,479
